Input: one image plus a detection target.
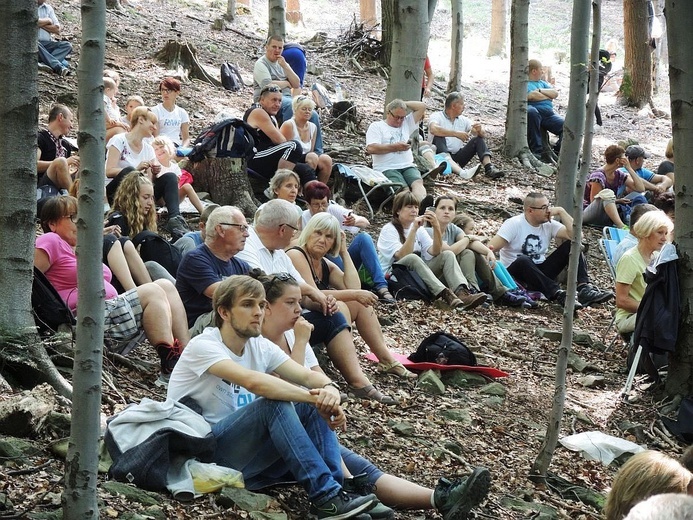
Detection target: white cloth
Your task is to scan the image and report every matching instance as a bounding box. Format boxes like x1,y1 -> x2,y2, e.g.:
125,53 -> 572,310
285,119 -> 316,154
427,110 -> 473,154
104,95 -> 121,123
496,214 -> 563,266
366,113 -> 418,172
160,161 -> 182,178
37,3 -> 59,42
151,104 -> 190,146
235,227 -> 306,284
167,327 -> 289,425
301,203 -> 360,235
106,133 -> 156,177
284,329 -> 319,369
377,221 -> 434,273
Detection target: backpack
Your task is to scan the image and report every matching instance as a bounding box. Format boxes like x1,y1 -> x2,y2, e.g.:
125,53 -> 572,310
408,331 -> 477,366
131,231 -> 182,278
387,263 -> 434,302
32,267 -> 75,334
220,62 -> 244,92
187,118 -> 256,163
311,82 -> 332,109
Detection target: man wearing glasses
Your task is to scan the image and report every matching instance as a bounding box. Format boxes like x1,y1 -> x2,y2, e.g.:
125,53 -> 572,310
487,192 -> 613,308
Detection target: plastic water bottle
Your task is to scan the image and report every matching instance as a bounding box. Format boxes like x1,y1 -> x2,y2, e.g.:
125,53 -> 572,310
335,82 -> 344,102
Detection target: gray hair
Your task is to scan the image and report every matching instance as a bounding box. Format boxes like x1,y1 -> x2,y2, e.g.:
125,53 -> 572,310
269,169 -> 300,199
385,98 -> 406,113
624,494 -> 693,520
255,199 -> 299,229
205,205 -> 243,241
298,212 -> 341,257
445,91 -> 465,110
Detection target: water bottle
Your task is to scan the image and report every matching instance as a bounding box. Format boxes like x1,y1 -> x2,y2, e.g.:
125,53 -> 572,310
335,82 -> 344,102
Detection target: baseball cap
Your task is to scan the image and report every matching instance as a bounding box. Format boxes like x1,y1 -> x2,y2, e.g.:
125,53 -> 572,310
625,145 -> 651,160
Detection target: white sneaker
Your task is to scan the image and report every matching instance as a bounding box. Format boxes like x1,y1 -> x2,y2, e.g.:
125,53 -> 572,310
459,164 -> 482,180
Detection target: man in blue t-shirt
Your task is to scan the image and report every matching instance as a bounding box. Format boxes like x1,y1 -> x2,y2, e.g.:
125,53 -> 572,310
527,59 -> 564,158
622,145 -> 672,198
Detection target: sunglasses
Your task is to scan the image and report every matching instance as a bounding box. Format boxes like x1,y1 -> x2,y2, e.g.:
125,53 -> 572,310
261,84 -> 281,94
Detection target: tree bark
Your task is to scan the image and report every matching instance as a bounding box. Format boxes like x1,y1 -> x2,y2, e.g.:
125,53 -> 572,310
620,0 -> 652,107
186,158 -> 258,217
487,0 -> 507,57
225,0 -> 236,21
380,0 -> 395,67
360,0 -> 377,29
665,0 -> 693,397
155,40 -> 222,87
268,0 -> 286,39
447,0 -> 463,93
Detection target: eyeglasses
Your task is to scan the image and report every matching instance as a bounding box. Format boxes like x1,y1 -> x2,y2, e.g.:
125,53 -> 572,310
529,204 -> 550,211
260,85 -> 281,94
220,222 -> 250,232
63,214 -> 78,223
282,223 -> 299,235
309,202 -> 328,211
388,111 -> 406,121
161,88 -> 176,94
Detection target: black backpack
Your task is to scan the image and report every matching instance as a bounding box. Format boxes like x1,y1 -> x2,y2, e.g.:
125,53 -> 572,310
408,331 -> 477,366
32,267 -> 75,334
131,231 -> 182,278
388,263 -> 434,302
220,62 -> 244,92
187,118 -> 256,163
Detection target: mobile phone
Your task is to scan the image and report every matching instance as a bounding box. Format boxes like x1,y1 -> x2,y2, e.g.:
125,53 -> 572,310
425,206 -> 435,213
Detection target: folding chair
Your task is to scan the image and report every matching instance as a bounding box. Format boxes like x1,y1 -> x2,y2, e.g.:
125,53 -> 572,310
331,164 -> 405,219
603,226 -> 628,243
598,238 -> 621,350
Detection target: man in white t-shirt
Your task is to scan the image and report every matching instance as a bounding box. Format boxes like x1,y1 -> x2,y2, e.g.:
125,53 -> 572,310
488,192 -> 613,308
428,92 -> 504,180
166,275 -> 377,519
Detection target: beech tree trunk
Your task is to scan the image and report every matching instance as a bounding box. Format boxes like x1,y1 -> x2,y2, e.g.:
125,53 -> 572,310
620,0 -> 652,107
665,0 -> 693,396
447,0 -> 463,93
187,158 -> 258,217
503,0 -> 530,158
380,0 -> 395,67
487,0 -> 507,57
268,0 -> 286,39
226,0 -> 236,21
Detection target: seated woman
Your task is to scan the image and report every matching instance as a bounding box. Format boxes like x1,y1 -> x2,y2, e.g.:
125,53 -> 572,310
614,210 -> 673,334
287,213 -> 415,379
302,180 -> 394,303
583,144 -> 645,228
604,450 -> 691,520
151,77 -> 191,148
432,197 -> 533,308
254,270 -> 491,519
280,95 -> 332,184
105,106 -> 188,240
34,196 -> 189,380
268,168 -> 303,221
152,136 -> 204,214
377,191 -> 486,310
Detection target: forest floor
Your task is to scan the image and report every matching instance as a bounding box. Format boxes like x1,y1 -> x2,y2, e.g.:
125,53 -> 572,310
1,0 -> 682,519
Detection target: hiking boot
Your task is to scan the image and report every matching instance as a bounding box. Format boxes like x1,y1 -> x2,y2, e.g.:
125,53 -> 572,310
468,286 -> 492,304
309,490 -> 376,520
499,290 -> 529,308
343,474 -> 394,520
437,288 -> 464,309
454,287 -> 487,310
156,339 -> 182,377
434,467 -> 492,520
577,284 -> 614,307
165,214 -> 190,243
484,165 -> 505,179
553,290 -> 583,311
418,194 -> 434,215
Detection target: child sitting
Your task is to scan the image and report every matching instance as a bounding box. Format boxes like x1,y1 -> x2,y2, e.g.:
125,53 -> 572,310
152,136 -> 205,214
104,77 -> 128,142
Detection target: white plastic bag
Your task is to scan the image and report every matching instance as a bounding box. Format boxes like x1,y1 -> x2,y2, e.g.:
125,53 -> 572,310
188,461 -> 244,493
559,431 -> 645,465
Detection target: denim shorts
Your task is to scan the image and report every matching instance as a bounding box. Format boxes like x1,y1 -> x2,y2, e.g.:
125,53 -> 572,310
104,288 -> 143,342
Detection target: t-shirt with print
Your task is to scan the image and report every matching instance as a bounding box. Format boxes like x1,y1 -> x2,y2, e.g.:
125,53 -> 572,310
167,327 -> 289,425
496,214 -> 563,267
377,221 -> 435,273
37,129 -> 74,183
583,168 -> 629,206
106,133 -> 156,183
366,113 -> 418,172
426,222 -> 463,246
427,111 -> 472,154
614,246 -> 648,323
151,104 -> 190,146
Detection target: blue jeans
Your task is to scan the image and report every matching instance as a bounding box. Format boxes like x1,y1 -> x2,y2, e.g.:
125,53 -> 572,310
328,233 -> 388,291
211,398 -> 342,503
38,40 -> 72,73
280,95 -> 324,154
527,104 -> 564,155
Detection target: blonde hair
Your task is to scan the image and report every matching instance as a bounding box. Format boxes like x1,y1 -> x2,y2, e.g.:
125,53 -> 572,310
129,106 -> 156,128
292,94 -> 316,114
632,210 -> 673,240
152,135 -> 176,157
298,212 -> 341,257
110,171 -> 157,236
665,138 -> 674,160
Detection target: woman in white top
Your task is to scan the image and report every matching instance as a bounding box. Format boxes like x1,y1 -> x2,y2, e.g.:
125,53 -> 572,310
151,77 -> 190,147
280,95 -> 332,184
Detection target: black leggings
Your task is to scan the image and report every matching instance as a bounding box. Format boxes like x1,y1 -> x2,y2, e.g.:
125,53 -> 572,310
106,168 -> 180,217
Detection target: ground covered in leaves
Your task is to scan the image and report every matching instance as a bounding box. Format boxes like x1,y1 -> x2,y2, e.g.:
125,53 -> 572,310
0,0 -> 683,518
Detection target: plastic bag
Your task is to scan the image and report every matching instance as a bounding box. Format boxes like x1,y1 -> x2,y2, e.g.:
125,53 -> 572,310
189,461 -> 244,493
559,431 -> 645,465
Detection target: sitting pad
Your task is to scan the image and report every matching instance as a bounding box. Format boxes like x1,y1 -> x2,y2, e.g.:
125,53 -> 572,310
365,352 -> 509,379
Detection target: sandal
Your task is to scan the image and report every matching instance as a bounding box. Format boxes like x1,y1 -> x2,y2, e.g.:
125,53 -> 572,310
375,287 -> 396,304
377,360 -> 418,379
347,384 -> 399,405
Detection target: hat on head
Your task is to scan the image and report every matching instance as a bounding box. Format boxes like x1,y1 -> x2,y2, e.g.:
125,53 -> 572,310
625,145 -> 651,160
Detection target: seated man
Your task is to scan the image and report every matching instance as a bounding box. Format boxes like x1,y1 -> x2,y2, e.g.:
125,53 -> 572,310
37,104 -> 79,193
167,275 -> 378,520
428,92 -> 504,180
37,0 -> 72,77
253,35 -> 323,153
244,84 -> 317,189
173,203 -> 220,259
366,99 -> 443,204
527,59 -> 564,159
488,192 -> 613,308
622,145 -> 673,199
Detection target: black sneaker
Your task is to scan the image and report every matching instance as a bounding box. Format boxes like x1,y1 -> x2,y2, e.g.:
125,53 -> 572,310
418,194 -> 434,215
165,215 -> 190,243
434,467 -> 492,520
499,291 -> 528,307
577,284 -> 614,307
553,290 -> 583,310
310,490 -> 376,520
484,165 -> 505,179
343,474 -> 394,520
156,340 -> 182,376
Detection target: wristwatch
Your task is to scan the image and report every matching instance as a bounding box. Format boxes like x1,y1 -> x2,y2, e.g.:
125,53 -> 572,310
322,381 -> 340,391
538,89 -> 542,94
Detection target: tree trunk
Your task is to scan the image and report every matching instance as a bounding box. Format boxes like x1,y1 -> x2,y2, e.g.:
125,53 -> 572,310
380,0 -> 395,67
503,0 -> 530,158
531,0 -> 600,481
61,1 -> 108,518
665,0 -> 693,397
360,0 -> 377,28
447,0 -> 463,93
186,158 -> 258,217
620,0 -> 652,107
268,0 -> 286,39
155,40 -> 222,87
487,0 -> 507,57
225,0 -> 236,21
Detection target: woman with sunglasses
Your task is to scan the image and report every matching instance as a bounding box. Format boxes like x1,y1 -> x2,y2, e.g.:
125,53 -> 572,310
280,95 -> 332,184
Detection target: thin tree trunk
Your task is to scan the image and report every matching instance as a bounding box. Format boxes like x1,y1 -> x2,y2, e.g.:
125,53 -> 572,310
447,0 -> 463,93
268,0 -> 286,39
360,0 -> 377,28
620,0 -> 652,107
62,1 -> 107,517
226,0 -> 236,21
487,0 -> 507,57
380,0 -> 395,67
665,0 -> 693,397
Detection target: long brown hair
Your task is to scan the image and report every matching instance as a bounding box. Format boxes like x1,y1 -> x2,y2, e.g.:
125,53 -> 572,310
390,191 -> 420,243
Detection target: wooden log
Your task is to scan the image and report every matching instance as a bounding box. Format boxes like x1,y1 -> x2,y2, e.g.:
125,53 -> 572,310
186,157 -> 258,217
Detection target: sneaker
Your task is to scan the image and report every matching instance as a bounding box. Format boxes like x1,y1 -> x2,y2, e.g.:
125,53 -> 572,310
343,474 -> 394,520
484,165 -> 505,179
454,287 -> 488,310
38,62 -> 53,72
309,490 -> 376,520
156,339 -> 182,376
434,467 -> 492,520
59,67 -> 71,77
553,290 -> 584,310
165,214 -> 190,243
577,284 -> 614,307
499,291 -> 529,308
418,194 -> 434,216
459,164 -> 482,180
426,162 -> 447,181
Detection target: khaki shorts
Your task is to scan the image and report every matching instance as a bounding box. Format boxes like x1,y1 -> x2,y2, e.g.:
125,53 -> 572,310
104,288 -> 144,342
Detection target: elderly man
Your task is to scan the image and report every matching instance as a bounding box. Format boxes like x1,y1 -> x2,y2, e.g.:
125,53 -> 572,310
527,59 -> 564,160
253,35 -> 323,153
622,145 -> 673,198
37,104 -> 79,192
488,192 -> 613,308
428,92 -> 504,180
37,0 -> 72,77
